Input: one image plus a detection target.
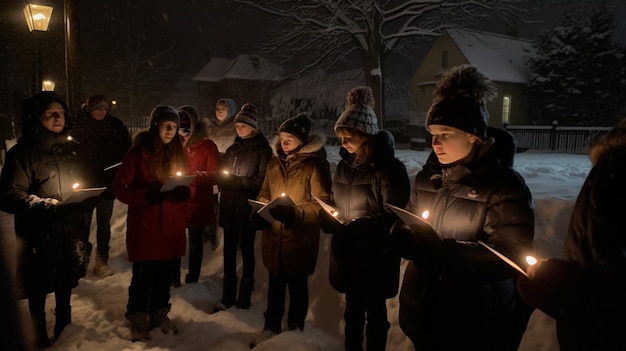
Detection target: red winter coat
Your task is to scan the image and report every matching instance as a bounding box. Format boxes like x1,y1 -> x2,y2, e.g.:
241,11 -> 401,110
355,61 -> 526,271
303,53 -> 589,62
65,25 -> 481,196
184,119 -> 219,227
113,131 -> 187,262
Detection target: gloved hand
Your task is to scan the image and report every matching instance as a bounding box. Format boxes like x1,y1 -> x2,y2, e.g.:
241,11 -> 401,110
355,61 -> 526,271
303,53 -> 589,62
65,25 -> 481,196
146,190 -> 165,205
390,220 -> 417,259
516,258 -> 577,319
217,173 -> 243,191
250,211 -> 271,230
270,205 -> 296,224
318,209 -> 343,234
343,217 -> 370,235
164,185 -> 191,203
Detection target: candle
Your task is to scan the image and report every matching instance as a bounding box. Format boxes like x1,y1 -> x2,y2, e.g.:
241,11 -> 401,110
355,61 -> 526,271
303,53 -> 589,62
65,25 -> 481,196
525,256 -> 537,266
280,192 -> 286,197
223,171 -> 229,175
72,182 -> 80,190
175,171 -> 182,176
331,211 -> 339,217
421,210 -> 430,220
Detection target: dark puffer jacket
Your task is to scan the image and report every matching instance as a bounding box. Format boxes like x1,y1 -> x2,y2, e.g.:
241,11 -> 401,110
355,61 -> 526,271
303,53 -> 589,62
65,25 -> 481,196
399,127 -> 535,351
257,133 -> 332,277
330,130 -> 410,298
0,107 -> 91,298
218,131 -> 272,228
71,108 -> 131,199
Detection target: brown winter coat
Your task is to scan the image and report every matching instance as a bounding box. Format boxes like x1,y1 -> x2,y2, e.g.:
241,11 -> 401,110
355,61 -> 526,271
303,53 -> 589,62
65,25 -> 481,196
257,133 -> 332,277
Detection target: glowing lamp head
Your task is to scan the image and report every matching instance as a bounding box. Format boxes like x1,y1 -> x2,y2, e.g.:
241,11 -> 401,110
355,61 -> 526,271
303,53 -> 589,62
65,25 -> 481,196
526,256 -> 537,266
421,210 -> 430,220
175,171 -> 182,177
72,182 -> 80,190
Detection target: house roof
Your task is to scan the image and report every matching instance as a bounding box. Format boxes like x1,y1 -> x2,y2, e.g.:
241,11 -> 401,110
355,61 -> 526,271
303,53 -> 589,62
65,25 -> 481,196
447,28 -> 536,84
193,55 -> 284,82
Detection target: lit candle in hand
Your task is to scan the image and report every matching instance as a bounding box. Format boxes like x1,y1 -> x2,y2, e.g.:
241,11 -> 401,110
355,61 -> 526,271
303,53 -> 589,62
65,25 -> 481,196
72,182 -> 80,190
175,171 -> 182,177
331,211 -> 339,218
280,192 -> 286,197
526,256 -> 537,266
421,210 -> 430,220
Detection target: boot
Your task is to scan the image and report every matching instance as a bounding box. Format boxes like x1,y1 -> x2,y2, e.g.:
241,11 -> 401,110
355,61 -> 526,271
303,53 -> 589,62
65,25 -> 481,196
249,328 -> 279,349
31,312 -> 51,349
213,276 -> 237,313
249,312 -> 281,349
125,312 -> 151,342
93,254 -> 114,278
53,306 -> 71,340
236,278 -> 254,309
365,320 -> 390,351
149,304 -> 178,335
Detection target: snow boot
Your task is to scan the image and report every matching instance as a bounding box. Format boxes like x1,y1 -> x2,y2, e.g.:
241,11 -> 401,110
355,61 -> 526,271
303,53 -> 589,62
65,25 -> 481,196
125,312 -> 151,342
53,306 -> 71,341
149,304 -> 178,335
93,254 -> 114,278
213,276 -> 237,313
31,312 -> 51,349
236,278 -> 254,309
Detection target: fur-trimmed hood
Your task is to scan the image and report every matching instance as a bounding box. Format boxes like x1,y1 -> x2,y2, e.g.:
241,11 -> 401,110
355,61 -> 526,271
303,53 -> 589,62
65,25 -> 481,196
271,132 -> 327,160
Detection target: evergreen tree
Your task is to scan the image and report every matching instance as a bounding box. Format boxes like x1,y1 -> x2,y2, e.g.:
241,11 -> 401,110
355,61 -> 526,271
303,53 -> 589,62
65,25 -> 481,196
528,3 -> 626,126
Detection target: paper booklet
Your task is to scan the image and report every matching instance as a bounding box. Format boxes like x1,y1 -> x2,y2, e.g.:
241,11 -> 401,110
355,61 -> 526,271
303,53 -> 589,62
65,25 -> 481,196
64,187 -> 106,204
160,175 -> 195,192
103,162 -> 122,171
247,195 -> 295,223
477,240 -> 528,277
385,203 -> 435,230
312,195 -> 344,224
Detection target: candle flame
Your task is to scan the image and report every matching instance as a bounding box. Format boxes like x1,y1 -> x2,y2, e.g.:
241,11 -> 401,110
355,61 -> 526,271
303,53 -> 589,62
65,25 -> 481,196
331,211 -> 338,217
421,210 -> 430,220
526,256 -> 537,266
72,182 -> 80,190
223,170 -> 229,175
280,192 -> 286,197
175,171 -> 182,176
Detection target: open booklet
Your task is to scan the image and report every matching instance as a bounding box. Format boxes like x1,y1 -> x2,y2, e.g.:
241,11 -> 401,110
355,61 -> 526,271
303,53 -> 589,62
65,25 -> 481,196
385,203 -> 438,235
248,194 -> 296,222
160,175 -> 195,192
477,240 -> 528,277
312,195 -> 344,224
64,187 -> 107,204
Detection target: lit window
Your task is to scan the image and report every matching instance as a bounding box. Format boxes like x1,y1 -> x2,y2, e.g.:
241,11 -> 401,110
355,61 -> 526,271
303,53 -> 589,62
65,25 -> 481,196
502,96 -> 511,124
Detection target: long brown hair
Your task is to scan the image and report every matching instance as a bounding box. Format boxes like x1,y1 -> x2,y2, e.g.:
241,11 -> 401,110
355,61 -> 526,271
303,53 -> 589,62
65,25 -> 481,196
147,126 -> 188,183
336,127 -> 373,167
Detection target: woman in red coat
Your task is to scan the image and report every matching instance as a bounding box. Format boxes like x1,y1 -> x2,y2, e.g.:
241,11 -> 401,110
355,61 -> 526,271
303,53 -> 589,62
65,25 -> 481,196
173,105 -> 219,284
113,105 -> 191,342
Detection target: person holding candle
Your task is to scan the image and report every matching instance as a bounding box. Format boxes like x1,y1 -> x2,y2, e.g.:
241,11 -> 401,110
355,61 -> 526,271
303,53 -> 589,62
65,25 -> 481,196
390,64 -> 535,351
249,113 -> 332,348
516,116 -> 626,351
170,105 -> 219,286
317,86 -> 410,351
213,103 -> 272,313
113,105 -> 191,342
0,92 -> 96,348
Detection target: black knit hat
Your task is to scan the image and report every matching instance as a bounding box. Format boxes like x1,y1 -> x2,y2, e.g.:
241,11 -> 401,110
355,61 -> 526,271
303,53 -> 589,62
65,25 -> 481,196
150,105 -> 180,127
279,113 -> 312,143
86,94 -> 109,111
234,103 -> 258,129
425,65 -> 496,140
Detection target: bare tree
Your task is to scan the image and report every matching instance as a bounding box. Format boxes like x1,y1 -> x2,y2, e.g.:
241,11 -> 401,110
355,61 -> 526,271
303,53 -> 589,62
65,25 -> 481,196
228,0 -> 532,127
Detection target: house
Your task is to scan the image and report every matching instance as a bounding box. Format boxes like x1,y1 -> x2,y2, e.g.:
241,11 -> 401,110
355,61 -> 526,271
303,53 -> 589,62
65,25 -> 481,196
409,28 -> 537,131
193,54 -> 284,134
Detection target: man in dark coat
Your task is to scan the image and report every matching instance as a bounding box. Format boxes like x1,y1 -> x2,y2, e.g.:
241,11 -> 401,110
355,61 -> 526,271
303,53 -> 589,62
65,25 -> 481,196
72,94 -> 131,278
0,92 -> 96,348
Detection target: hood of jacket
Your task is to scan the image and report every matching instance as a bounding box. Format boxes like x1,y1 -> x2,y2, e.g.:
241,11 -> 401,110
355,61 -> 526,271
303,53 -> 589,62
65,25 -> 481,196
184,117 -> 211,148
339,129 -> 396,167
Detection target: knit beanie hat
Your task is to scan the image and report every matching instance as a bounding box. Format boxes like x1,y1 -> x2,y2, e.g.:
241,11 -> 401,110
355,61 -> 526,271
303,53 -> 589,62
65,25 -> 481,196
233,103 -> 258,129
334,86 -> 379,135
425,64 -> 496,140
279,113 -> 312,144
86,94 -> 109,111
150,105 -> 180,127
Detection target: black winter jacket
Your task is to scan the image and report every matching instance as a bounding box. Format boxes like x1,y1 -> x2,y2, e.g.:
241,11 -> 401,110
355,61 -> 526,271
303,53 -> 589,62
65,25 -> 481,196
218,132 -> 272,228
329,130 -> 410,298
399,128 -> 534,351
0,127 -> 92,298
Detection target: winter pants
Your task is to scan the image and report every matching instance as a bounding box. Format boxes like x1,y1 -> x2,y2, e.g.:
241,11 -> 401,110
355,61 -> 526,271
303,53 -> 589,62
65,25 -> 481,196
28,284 -> 72,340
223,226 -> 256,282
84,197 -> 114,259
127,260 -> 174,314
185,227 -> 205,282
264,272 -> 309,333
344,293 -> 390,351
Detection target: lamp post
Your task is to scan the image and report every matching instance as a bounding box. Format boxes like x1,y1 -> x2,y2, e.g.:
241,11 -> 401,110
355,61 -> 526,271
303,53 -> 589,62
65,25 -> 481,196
42,80 -> 55,91
23,4 -> 53,95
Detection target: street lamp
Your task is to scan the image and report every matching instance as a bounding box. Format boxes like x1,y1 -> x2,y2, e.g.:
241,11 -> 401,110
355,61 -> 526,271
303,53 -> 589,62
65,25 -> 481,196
42,80 -> 55,91
23,4 -> 53,94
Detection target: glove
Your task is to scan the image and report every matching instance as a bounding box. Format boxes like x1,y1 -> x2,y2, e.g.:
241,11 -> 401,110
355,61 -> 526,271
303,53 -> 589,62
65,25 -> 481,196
146,190 -> 165,205
390,220 -> 417,259
270,205 -> 296,224
516,258 -> 577,319
217,173 -> 243,191
165,185 -> 191,203
318,209 -> 343,234
250,211 -> 271,230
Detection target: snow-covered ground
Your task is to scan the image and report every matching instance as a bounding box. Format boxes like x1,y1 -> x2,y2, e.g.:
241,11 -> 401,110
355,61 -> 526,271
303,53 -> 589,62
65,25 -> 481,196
0,146 -> 592,350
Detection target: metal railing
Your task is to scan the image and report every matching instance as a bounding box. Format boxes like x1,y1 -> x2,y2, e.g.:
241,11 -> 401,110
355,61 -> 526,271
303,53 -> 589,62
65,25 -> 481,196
504,124 -> 612,153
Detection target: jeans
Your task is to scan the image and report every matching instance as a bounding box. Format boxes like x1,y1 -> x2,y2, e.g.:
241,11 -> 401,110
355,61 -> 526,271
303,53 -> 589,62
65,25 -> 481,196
344,293 -> 390,351
84,198 -> 114,259
222,226 -> 256,281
